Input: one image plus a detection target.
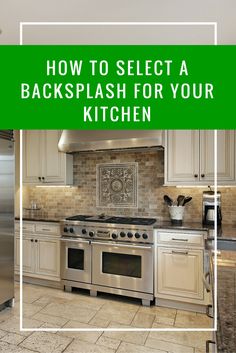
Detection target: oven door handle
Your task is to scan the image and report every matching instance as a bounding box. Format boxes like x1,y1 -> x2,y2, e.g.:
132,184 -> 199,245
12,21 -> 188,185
92,241 -> 153,250
60,238 -> 90,244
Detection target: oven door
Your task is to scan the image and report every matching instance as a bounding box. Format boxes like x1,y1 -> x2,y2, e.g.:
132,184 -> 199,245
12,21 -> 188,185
61,238 -> 91,284
92,241 -> 153,294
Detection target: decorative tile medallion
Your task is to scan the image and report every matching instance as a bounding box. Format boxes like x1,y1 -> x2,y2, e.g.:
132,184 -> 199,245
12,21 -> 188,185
97,163 -> 138,208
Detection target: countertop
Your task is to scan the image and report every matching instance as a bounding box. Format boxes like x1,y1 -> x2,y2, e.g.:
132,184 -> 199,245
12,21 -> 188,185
15,217 -> 236,240
15,216 -> 61,223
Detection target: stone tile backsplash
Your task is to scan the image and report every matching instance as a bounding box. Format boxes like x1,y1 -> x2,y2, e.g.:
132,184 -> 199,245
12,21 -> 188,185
26,150 -> 236,225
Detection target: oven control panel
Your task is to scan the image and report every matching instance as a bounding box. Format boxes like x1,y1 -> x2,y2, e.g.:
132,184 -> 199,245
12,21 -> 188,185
61,224 -> 153,243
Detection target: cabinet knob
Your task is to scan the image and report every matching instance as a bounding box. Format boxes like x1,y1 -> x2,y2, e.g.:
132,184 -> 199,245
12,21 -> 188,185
31,239 -> 34,242
38,177 -> 41,181
194,174 -> 198,178
201,174 -> 205,178
35,239 -> 38,243
42,177 -> 45,181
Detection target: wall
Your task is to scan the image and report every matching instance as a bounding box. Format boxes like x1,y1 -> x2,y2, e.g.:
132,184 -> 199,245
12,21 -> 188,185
1,0 -> 236,44
26,150 -> 236,225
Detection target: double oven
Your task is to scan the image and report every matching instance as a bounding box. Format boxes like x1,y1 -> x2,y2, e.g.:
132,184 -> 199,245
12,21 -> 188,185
60,215 -> 155,305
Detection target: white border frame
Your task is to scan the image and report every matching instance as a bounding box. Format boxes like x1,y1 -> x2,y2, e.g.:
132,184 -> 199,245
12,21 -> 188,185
19,21 -> 218,45
19,21 -> 218,333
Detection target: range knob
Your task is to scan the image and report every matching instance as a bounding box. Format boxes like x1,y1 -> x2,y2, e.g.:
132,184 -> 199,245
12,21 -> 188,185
82,229 -> 87,235
142,233 -> 148,240
127,232 -> 133,238
89,231 -> 95,237
120,231 -> 126,238
69,228 -> 74,233
135,232 -> 141,239
112,233 -> 118,239
64,227 -> 68,233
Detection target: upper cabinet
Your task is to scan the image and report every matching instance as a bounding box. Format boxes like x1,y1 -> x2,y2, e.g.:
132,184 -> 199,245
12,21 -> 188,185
165,130 -> 235,185
23,130 -> 73,185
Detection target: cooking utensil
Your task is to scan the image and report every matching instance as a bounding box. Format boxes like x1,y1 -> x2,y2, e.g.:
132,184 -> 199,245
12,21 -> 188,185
164,195 -> 173,206
177,195 -> 185,206
183,196 -> 192,205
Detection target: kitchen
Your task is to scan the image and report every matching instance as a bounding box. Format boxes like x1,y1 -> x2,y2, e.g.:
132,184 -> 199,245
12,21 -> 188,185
0,129 -> 235,353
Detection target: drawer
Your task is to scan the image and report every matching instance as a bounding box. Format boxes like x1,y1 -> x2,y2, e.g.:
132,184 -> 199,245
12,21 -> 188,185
157,231 -> 204,246
15,222 -> 35,233
35,223 -> 60,236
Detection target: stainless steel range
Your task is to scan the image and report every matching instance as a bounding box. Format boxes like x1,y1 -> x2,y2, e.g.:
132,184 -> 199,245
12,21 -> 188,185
60,215 -> 156,306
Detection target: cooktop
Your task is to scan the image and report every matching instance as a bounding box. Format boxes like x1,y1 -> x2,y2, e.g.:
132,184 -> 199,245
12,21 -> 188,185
65,215 -> 156,226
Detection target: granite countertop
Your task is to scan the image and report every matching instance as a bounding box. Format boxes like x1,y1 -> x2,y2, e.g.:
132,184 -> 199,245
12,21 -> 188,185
15,216 -> 236,240
15,216 -> 62,223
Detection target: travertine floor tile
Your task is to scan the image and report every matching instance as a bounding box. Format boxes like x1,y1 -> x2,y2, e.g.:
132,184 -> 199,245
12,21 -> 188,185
59,320 -> 102,343
138,306 -> 177,319
131,312 -> 155,328
63,339 -> 115,353
0,330 -> 6,339
40,302 -> 97,323
0,332 -> 26,345
88,317 -> 110,328
145,337 -> 194,353
116,341 -> 166,353
149,323 -> 211,350
92,305 -> 137,325
175,310 -> 212,328
96,335 -> 121,350
32,313 -> 68,327
102,322 -> 149,346
0,316 -> 42,336
22,303 -> 42,318
20,332 -> 72,353
0,341 -> 34,353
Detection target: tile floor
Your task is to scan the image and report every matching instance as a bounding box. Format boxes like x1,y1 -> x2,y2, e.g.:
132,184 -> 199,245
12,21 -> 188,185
0,283 -> 213,353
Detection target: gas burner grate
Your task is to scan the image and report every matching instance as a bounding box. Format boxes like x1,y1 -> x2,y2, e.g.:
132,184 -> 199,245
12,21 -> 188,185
65,215 -> 156,226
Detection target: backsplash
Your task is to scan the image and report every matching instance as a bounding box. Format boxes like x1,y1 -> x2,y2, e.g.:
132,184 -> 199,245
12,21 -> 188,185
25,150 -> 236,225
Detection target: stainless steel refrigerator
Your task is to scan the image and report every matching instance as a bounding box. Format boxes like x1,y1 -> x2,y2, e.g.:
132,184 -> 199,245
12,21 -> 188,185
0,130 -> 14,308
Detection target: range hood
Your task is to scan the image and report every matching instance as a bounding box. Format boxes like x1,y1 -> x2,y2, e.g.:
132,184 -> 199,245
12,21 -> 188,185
58,130 -> 164,153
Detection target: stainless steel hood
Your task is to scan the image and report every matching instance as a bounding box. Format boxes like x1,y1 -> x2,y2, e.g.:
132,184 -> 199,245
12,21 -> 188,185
58,130 -> 164,153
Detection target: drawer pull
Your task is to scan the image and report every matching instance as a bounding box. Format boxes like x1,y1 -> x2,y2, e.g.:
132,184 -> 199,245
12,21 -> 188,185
206,304 -> 213,319
172,250 -> 188,255
206,340 -> 216,353
171,238 -> 188,242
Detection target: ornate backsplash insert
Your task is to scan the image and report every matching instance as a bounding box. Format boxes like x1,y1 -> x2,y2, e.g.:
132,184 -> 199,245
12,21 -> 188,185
97,163 -> 138,208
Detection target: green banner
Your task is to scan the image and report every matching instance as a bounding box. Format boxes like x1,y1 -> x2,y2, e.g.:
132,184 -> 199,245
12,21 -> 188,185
0,45 -> 235,129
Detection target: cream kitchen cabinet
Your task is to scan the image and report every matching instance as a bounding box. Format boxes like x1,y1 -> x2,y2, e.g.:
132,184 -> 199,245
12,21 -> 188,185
15,221 -> 60,282
23,130 -> 73,185
15,236 -> 35,274
157,247 -> 204,301
165,130 -> 235,185
155,229 -> 210,311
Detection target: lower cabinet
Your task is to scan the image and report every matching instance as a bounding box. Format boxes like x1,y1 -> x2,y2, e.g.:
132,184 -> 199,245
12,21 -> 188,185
15,235 -> 60,281
157,247 -> 204,301
155,229 -> 209,308
15,221 -> 60,282
15,236 -> 35,274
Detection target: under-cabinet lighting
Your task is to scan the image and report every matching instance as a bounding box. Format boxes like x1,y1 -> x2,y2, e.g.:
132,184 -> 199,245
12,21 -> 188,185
175,185 -> 236,188
35,185 -> 72,188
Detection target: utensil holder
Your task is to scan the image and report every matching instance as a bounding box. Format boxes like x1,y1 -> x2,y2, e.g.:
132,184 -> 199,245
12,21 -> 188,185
168,206 -> 185,225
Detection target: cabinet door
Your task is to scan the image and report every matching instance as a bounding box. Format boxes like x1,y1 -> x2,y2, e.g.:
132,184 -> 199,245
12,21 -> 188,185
23,130 -> 42,184
165,130 -> 200,184
42,130 -> 63,183
157,247 -> 204,301
15,236 -> 35,273
35,237 -> 60,279
200,130 -> 235,182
